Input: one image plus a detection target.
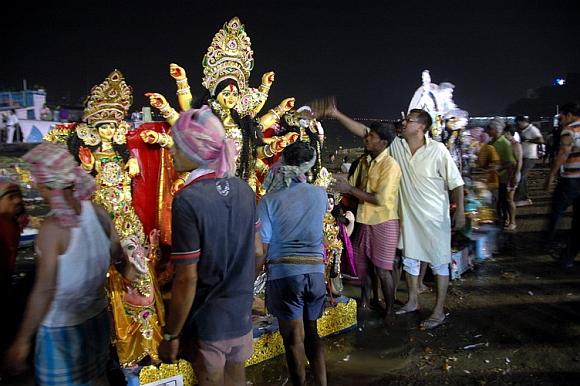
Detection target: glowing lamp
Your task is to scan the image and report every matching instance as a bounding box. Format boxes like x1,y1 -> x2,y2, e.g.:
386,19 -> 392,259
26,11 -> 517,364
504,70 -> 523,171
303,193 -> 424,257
554,77 -> 566,86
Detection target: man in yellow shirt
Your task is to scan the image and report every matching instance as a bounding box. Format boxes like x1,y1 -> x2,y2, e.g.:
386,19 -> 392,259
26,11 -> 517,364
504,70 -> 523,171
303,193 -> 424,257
329,109 -> 401,324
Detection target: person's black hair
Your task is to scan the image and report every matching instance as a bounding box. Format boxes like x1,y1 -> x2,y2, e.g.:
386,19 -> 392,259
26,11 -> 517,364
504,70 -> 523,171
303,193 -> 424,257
369,121 -> 396,144
515,115 -> 528,123
282,141 -> 315,167
331,202 -> 350,225
560,102 -> 580,117
505,124 -> 518,136
409,109 -> 432,131
393,119 -> 404,132
193,78 -> 264,179
278,111 -> 322,180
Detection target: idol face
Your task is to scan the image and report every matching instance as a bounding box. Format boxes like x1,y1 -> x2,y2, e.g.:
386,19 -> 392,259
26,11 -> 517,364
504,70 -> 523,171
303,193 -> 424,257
98,123 -> 116,141
216,84 -> 239,110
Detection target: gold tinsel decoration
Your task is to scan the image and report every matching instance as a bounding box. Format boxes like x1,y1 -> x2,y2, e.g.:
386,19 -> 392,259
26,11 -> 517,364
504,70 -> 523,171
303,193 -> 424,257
139,359 -> 195,386
245,298 -> 357,366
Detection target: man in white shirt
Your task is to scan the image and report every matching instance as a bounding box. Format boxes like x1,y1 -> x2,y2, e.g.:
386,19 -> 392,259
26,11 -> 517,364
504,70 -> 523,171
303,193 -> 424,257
388,109 -> 465,330
514,115 -> 543,206
5,110 -> 20,144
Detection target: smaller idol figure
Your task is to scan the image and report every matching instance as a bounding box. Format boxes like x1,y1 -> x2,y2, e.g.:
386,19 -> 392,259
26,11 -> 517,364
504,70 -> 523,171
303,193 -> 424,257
321,183 -> 355,302
46,70 -> 166,378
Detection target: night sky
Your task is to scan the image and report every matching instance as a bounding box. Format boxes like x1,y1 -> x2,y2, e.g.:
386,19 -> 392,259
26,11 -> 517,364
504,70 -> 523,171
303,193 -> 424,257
2,0 -> 578,119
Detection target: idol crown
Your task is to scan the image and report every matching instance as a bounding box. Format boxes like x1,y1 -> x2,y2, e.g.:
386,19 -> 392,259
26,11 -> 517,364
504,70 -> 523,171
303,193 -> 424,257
82,70 -> 133,126
202,17 -> 254,96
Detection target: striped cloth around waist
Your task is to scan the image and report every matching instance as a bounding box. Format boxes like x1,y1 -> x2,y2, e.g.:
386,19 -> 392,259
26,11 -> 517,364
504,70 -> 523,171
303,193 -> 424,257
268,256 -> 324,265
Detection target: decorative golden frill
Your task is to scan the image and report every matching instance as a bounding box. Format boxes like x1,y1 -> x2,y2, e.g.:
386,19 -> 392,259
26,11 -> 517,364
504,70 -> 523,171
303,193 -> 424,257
324,212 -> 343,258
316,298 -> 357,338
43,123 -> 75,144
246,298 -> 357,366
238,87 -> 268,117
202,17 -> 254,96
139,359 -> 195,386
313,167 -> 332,189
245,329 -> 285,367
108,262 -> 164,368
83,69 -> 133,126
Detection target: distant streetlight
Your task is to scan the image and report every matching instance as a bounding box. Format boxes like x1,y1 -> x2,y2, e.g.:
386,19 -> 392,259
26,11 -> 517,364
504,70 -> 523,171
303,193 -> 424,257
553,77 -> 566,86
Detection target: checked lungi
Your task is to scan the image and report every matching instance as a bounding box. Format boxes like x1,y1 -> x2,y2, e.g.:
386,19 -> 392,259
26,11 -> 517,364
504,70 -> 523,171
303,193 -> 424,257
354,219 -> 399,278
35,308 -> 111,386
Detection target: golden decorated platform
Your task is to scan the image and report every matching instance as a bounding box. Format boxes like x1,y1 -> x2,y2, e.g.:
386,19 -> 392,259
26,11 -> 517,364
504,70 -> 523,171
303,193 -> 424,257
140,296 -> 357,385
247,296 -> 358,366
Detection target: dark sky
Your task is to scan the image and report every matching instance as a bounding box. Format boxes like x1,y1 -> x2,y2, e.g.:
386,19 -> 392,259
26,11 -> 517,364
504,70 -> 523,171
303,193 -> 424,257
3,0 -> 578,119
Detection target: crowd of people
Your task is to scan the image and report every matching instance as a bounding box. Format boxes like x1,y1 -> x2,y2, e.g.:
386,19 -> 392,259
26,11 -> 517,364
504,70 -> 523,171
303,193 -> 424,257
0,14 -> 577,384
1,95 -> 578,385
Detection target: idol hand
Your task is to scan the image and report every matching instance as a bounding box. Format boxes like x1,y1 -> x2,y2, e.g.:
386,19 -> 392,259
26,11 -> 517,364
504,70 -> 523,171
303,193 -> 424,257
140,130 -> 160,144
284,132 -> 299,144
261,71 -> 275,87
126,158 -> 140,178
169,63 -> 187,80
79,146 -> 95,171
279,97 -> 295,113
145,92 -> 168,110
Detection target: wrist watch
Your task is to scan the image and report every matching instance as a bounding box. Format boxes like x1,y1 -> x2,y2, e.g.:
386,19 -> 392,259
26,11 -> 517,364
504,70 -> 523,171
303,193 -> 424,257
163,331 -> 179,341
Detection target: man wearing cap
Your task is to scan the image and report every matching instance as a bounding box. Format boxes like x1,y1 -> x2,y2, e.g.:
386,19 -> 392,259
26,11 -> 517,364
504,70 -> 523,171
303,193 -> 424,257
158,106 -> 257,385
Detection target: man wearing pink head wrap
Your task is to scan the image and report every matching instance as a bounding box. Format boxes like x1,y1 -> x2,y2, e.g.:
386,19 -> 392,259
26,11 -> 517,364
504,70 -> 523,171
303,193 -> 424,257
3,142 -> 122,385
170,105 -> 237,179
22,143 -> 96,228
159,107 -> 258,385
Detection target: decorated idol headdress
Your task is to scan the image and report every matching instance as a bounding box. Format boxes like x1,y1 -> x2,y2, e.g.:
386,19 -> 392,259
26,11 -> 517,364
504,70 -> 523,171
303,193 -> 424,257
76,70 -> 132,146
202,17 -> 254,97
82,70 -> 132,126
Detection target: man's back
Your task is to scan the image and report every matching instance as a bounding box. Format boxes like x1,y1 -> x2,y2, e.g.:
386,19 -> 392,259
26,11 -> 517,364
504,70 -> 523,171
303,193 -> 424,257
258,182 -> 327,280
172,176 -> 256,341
